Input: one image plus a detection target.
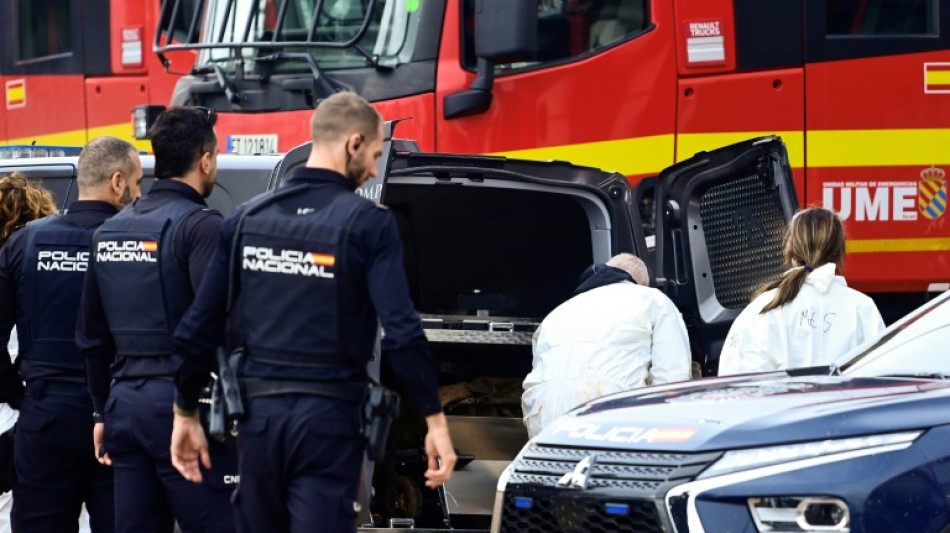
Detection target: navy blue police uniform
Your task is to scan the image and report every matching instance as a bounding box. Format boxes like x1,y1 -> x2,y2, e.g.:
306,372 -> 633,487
174,167 -> 443,533
76,180 -> 237,533
0,201 -> 116,532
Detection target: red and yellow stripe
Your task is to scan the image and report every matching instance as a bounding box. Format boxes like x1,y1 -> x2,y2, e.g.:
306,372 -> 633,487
925,63 -> 950,92
309,253 -> 335,267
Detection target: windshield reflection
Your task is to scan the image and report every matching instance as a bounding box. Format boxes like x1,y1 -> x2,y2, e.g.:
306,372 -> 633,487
162,0 -> 420,73
840,291 -> 950,378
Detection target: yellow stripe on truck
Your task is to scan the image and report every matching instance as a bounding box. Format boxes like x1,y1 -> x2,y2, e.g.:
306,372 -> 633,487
677,131 -> 805,168
492,134 -> 675,176
808,129 -> 950,167
4,123 -> 152,153
494,129 -> 950,177
847,237 -> 950,254
495,131 -> 805,176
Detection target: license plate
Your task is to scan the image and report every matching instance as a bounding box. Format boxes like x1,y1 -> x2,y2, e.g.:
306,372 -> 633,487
227,134 -> 279,155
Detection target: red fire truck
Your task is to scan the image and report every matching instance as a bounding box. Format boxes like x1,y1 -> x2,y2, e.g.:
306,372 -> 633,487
150,0 -> 950,319
5,0 -> 950,317
0,1 -> 189,152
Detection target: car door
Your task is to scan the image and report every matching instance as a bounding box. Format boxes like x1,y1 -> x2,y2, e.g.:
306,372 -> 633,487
653,136 -> 799,375
0,162 -> 77,211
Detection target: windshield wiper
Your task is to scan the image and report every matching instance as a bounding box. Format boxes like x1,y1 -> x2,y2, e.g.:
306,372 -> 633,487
212,63 -> 241,104
255,52 -> 354,97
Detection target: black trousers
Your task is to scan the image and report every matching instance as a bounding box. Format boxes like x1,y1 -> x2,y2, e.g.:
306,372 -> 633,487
12,382 -> 113,533
104,378 -> 237,533
233,395 -> 363,533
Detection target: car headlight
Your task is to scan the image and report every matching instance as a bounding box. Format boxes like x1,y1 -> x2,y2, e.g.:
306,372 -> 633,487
704,431 -> 922,477
750,496 -> 849,532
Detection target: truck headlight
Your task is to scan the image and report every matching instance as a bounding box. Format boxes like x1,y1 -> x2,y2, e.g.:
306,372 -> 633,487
750,496 -> 849,532
704,431 -> 921,477
132,105 -> 166,140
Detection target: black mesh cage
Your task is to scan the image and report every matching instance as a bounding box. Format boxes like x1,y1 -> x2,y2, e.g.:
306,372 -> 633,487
699,172 -> 788,309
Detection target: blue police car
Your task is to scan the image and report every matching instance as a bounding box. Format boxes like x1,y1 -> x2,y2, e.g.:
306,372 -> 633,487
493,289 -> 950,533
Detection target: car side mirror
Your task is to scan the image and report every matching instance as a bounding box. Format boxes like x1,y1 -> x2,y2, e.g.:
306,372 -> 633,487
444,0 -> 538,119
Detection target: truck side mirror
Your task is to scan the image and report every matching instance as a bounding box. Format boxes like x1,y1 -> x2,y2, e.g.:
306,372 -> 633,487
443,0 -> 538,119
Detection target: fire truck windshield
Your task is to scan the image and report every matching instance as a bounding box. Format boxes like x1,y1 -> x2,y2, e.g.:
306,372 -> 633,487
158,0 -> 422,75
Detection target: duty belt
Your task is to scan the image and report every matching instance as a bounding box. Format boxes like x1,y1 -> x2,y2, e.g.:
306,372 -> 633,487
26,380 -> 87,399
241,378 -> 365,403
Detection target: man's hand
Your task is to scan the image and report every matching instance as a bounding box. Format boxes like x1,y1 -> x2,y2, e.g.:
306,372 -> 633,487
422,412 -> 457,488
93,422 -> 111,466
170,412 -> 211,483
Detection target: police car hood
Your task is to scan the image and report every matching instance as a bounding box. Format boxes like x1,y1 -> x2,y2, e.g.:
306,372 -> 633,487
534,373 -> 950,451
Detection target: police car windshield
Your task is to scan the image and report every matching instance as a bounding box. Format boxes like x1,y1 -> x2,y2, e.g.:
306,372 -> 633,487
839,292 -> 950,378
193,0 -> 422,73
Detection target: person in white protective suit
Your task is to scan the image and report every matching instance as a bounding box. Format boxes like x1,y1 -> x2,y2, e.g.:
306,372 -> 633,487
718,207 -> 884,376
521,253 -> 692,439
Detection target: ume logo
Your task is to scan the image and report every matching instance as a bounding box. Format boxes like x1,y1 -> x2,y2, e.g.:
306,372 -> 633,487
822,184 -> 918,221
822,167 -> 947,222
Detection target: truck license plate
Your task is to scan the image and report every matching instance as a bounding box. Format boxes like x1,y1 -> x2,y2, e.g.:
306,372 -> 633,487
227,134 -> 279,155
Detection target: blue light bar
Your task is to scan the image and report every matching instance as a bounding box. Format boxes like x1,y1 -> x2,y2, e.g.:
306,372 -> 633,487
514,497 -> 533,509
605,502 -> 629,515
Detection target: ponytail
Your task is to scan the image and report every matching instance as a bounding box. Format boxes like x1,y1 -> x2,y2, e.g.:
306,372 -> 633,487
755,267 -> 810,314
752,206 -> 844,314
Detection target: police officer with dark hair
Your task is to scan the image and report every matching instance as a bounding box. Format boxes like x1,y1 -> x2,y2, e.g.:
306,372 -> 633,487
76,108 -> 235,533
170,91 -> 457,533
0,135 -> 143,531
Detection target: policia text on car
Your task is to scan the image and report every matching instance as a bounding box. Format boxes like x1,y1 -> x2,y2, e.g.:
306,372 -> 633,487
170,92 -> 457,533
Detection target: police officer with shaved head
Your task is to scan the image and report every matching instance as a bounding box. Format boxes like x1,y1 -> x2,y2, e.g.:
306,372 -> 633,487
170,91 -> 457,533
0,136 -> 143,531
76,108 -> 235,533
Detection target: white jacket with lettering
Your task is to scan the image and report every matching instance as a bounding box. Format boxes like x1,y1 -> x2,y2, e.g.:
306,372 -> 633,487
521,281 -> 692,439
718,263 -> 885,375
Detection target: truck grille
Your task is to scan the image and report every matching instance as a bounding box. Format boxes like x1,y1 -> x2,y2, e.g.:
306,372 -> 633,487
700,173 -> 788,309
499,444 -> 721,532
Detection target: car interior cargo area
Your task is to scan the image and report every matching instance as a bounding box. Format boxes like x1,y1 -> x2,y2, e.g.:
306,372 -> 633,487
386,181 -> 597,396
377,180 -> 601,525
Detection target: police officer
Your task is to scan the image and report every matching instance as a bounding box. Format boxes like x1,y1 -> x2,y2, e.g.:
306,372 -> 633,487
170,91 -> 457,533
76,108 -> 235,533
0,136 -> 143,532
